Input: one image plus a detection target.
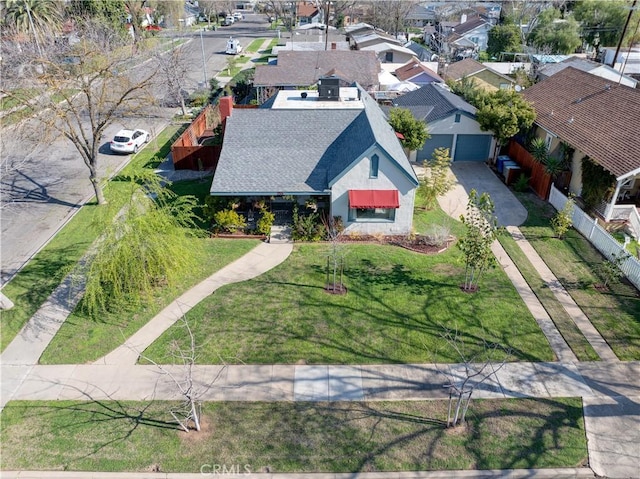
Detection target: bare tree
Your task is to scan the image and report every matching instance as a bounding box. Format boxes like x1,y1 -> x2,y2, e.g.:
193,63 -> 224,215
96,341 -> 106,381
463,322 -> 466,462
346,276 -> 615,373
437,328 -> 509,428
154,46 -> 189,116
0,17 -> 158,205
363,0 -> 417,36
322,215 -> 347,294
135,315 -> 227,433
198,0 -> 228,26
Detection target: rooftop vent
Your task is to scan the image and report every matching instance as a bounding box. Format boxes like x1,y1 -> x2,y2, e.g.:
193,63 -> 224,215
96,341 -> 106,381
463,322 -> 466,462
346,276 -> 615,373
318,77 -> 340,101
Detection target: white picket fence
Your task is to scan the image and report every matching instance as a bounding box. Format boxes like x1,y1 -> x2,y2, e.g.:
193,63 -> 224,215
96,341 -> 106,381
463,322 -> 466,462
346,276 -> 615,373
549,185 -> 640,291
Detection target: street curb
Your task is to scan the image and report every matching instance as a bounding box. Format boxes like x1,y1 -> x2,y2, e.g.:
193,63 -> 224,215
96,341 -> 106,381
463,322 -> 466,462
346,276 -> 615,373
0,467 -> 596,479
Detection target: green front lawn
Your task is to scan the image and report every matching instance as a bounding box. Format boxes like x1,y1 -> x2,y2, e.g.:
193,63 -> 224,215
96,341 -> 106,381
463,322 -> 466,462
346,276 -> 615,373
39,238 -> 259,364
143,239 -> 554,365
498,233 -> 599,362
1,398 -> 587,473
515,192 -> 640,360
245,38 -> 265,53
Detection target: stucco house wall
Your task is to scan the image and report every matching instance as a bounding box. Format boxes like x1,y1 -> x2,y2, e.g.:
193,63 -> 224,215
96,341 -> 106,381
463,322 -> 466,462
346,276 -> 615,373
330,148 -> 416,234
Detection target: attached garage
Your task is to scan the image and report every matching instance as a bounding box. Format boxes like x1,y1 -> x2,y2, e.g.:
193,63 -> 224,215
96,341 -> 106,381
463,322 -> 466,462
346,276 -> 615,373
453,134 -> 492,162
417,134 -> 453,162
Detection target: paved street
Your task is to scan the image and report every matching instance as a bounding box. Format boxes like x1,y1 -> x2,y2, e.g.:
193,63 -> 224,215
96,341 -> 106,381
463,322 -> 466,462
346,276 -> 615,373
0,13 -> 275,286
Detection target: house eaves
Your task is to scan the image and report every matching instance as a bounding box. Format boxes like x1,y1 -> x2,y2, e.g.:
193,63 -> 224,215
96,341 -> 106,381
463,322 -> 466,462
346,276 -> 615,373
522,67 -> 640,179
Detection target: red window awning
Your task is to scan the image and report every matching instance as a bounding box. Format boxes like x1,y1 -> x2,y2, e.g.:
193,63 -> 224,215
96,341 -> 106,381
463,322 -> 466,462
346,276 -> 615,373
348,190 -> 399,209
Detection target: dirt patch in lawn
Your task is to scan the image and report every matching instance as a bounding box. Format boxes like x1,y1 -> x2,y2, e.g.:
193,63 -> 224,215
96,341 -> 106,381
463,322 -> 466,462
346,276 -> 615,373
339,234 -> 455,255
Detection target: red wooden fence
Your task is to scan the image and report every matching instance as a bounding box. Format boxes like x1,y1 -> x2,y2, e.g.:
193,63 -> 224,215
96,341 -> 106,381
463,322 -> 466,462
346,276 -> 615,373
506,140 -> 553,199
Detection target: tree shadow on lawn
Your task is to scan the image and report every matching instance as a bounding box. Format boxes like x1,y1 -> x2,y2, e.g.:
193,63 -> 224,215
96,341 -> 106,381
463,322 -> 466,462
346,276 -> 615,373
235,269 -> 538,364
4,393 -> 178,471
465,398 -> 587,470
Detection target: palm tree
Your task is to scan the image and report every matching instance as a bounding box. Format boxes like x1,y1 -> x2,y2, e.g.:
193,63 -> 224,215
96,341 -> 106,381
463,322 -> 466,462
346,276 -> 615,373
4,0 -> 62,33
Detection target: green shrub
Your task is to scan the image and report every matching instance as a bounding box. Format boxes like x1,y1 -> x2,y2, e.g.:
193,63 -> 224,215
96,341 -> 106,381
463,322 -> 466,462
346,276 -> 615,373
213,209 -> 246,233
550,196 -> 574,239
188,90 -> 210,107
292,205 -> 324,241
597,253 -> 626,288
257,211 -> 275,235
513,173 -> 530,192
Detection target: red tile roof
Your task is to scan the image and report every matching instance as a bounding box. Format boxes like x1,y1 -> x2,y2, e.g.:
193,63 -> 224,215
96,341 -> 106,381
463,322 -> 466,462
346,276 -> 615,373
522,67 -> 640,179
394,58 -> 442,82
297,2 -> 319,18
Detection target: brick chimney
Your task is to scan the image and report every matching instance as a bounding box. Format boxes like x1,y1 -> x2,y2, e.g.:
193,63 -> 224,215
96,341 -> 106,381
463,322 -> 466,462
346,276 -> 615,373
219,96 -> 233,119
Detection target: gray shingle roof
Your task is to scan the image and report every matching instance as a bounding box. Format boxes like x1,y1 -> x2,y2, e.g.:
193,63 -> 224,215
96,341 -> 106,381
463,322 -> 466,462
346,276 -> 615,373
210,89 -> 418,195
253,50 -> 380,90
388,84 -> 476,123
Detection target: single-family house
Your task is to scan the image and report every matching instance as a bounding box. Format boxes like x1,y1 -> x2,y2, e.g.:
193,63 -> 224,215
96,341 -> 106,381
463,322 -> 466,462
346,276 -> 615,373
537,56 -> 638,89
360,41 -> 416,64
405,4 -> 436,27
350,30 -> 402,50
296,1 -> 322,25
386,83 -> 496,163
405,40 -> 435,62
522,67 -> 640,230
210,82 -> 419,235
599,47 -> 640,80
444,58 -> 515,91
448,15 -> 492,56
253,50 -> 380,104
394,58 -> 443,86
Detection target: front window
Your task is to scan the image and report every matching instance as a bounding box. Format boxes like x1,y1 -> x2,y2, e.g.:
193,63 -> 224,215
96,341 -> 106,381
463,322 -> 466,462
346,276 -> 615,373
350,208 -> 395,221
370,154 -> 379,178
385,51 -> 393,62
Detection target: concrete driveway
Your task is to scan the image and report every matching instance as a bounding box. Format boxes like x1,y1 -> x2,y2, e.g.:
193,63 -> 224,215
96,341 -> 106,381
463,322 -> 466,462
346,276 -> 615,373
437,162 -> 528,227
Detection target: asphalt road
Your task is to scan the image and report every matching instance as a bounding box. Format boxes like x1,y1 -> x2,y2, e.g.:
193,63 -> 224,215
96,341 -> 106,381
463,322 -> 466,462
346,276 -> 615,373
0,13 -> 275,287
174,13 -> 276,91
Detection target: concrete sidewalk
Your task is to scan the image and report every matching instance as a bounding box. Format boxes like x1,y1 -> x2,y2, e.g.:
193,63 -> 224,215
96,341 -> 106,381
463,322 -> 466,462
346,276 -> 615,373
0,468 -> 599,479
4,361 -> 639,403
95,242 -> 293,365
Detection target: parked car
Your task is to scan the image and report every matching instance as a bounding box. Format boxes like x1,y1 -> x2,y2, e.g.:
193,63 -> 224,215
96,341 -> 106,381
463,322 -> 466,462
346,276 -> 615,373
110,129 -> 150,154
223,15 -> 234,25
233,12 -> 243,21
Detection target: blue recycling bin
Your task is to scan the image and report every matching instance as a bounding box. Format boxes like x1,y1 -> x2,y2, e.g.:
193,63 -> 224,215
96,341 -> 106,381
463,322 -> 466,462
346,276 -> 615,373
496,155 -> 511,174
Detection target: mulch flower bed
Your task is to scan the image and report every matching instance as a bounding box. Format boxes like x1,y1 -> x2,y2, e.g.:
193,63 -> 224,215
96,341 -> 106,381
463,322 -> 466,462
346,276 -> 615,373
338,234 -> 455,255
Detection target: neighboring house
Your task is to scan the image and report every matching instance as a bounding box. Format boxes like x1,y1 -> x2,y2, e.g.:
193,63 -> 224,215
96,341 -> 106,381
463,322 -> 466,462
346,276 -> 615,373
522,67 -> 640,229
394,58 -> 443,86
360,42 -> 416,64
405,4 -> 436,27
296,1 -> 322,25
600,47 -> 640,80
405,40 -> 435,62
210,83 -> 419,235
350,31 -> 402,50
537,56 -> 638,88
448,15 -> 492,56
385,83 -> 496,163
253,50 -> 380,104
444,58 -> 515,90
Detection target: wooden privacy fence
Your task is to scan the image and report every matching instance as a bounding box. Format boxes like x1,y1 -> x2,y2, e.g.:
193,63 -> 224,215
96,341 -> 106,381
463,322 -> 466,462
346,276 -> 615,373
171,104 -> 221,171
550,185 -> 640,291
506,140 -> 553,199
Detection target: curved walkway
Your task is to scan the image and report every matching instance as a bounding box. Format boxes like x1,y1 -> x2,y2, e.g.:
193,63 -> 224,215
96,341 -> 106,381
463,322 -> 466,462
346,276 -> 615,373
95,241 -> 293,365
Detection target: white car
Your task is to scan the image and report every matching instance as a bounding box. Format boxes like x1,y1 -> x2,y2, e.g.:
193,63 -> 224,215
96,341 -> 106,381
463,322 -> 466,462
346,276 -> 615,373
110,129 -> 150,154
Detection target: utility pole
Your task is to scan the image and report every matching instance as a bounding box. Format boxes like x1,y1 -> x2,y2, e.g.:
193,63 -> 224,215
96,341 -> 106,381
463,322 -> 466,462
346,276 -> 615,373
200,28 -> 208,86
324,1 -> 330,51
611,0 -> 638,67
